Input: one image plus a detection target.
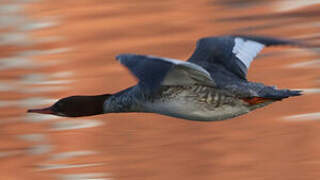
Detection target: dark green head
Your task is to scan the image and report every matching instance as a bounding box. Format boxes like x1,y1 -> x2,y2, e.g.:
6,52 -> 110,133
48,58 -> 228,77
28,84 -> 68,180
28,94 -> 112,117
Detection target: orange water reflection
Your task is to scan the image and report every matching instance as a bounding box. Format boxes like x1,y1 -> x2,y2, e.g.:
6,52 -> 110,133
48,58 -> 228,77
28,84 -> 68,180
0,0 -> 320,179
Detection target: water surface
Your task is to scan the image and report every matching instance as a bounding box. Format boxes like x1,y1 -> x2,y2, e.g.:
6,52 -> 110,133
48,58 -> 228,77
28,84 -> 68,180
0,0 -> 320,179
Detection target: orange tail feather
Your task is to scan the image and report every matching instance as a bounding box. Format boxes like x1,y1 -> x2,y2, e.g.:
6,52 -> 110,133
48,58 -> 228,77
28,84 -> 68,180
242,97 -> 276,105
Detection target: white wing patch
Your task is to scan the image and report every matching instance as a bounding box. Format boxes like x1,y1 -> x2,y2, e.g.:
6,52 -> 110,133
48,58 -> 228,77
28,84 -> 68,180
232,37 -> 265,68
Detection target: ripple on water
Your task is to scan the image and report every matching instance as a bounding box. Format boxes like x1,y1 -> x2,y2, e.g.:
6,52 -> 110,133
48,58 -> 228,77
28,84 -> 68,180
24,113 -> 61,123
57,173 -> 111,180
21,86 -> 69,93
49,150 -> 98,161
275,0 -> 320,12
0,83 -> 14,91
17,48 -> 70,57
0,97 -> 57,108
14,0 -> 41,3
21,73 -> 74,85
297,89 -> 320,94
0,57 -> 34,70
0,4 -> 22,14
0,33 -> 66,46
0,47 -> 71,70
18,134 -> 46,142
19,20 -> 58,31
24,80 -> 74,85
0,33 -> 31,46
284,112 -> 320,121
0,75 -> 70,93
27,144 -> 52,155
0,15 -> 25,28
38,163 -> 104,171
288,60 -> 320,68
0,150 -> 23,158
50,119 -> 104,131
51,71 -> 73,78
36,48 -> 71,55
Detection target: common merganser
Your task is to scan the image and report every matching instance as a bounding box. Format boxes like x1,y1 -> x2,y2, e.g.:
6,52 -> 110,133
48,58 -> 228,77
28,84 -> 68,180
28,35 -> 304,121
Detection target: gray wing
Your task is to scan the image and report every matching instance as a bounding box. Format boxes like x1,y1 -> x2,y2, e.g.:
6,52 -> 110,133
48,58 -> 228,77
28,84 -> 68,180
188,35 -> 302,79
116,54 -> 215,93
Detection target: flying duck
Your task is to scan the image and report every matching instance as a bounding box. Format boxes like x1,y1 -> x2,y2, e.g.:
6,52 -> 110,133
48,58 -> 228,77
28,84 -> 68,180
28,35 -> 304,121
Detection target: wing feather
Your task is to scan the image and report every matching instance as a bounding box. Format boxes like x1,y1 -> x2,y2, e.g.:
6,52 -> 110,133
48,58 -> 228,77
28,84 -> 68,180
116,54 -> 214,94
188,35 -> 303,79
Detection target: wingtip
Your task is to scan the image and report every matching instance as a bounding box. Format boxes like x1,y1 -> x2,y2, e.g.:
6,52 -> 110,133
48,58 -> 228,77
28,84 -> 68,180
292,90 -> 303,96
115,54 -> 129,64
115,54 -> 126,61
115,53 -> 138,62
115,54 -> 121,60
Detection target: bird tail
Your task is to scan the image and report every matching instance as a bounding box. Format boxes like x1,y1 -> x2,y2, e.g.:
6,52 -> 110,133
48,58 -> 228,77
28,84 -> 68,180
242,89 -> 302,105
263,89 -> 303,100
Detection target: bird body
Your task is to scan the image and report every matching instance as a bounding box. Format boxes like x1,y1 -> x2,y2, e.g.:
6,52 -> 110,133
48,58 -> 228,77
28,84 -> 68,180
139,85 -> 258,121
103,80 -> 287,121
28,35 -> 304,121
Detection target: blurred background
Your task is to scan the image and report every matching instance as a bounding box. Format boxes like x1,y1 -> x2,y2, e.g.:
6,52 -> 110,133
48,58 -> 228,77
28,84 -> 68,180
0,0 -> 320,179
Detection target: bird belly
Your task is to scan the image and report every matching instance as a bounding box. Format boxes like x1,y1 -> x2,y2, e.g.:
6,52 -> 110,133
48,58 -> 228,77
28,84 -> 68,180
142,85 -> 255,121
144,99 -> 251,121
